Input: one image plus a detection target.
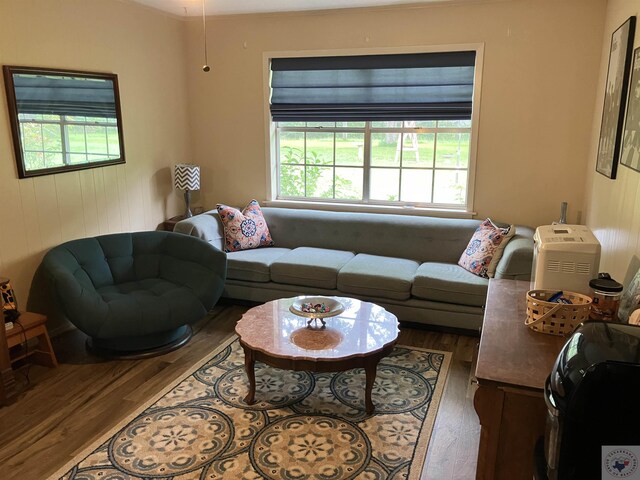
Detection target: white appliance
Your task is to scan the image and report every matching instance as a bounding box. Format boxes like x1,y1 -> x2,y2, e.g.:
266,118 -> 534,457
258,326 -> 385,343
531,225 -> 601,295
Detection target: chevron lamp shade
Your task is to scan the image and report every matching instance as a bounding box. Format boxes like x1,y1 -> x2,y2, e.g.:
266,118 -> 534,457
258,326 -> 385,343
174,164 -> 201,191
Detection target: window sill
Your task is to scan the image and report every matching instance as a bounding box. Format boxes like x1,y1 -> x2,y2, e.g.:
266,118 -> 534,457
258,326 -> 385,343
263,199 -> 476,219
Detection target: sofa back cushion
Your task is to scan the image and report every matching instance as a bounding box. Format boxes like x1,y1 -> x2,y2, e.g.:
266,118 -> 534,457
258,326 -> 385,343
261,208 -> 482,264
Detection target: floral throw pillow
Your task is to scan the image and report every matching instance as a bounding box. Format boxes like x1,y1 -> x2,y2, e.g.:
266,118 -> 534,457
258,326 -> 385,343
458,219 -> 516,278
216,200 -> 274,253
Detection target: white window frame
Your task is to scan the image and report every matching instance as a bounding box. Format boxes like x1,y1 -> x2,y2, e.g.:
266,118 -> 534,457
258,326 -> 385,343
262,43 -> 484,218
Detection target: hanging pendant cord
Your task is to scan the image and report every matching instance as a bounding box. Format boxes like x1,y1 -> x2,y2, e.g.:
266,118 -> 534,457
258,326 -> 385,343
202,0 -> 210,71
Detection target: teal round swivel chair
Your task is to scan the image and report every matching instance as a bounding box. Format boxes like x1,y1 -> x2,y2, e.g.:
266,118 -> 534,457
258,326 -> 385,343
35,231 -> 227,357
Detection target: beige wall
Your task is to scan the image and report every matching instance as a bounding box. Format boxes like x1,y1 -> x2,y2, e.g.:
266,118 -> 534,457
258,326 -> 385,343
0,0 -> 611,323
584,0 -> 640,286
184,0 -> 605,227
0,0 -> 190,317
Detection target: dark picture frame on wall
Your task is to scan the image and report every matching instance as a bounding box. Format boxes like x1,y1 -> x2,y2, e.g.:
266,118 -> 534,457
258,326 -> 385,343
2,66 -> 126,179
621,47 -> 640,173
596,16 -> 636,179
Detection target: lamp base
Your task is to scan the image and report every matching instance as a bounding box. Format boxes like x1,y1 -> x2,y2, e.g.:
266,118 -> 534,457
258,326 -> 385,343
184,190 -> 193,218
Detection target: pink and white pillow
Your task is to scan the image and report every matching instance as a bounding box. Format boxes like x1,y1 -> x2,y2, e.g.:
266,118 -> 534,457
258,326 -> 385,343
216,200 -> 274,252
458,219 -> 515,278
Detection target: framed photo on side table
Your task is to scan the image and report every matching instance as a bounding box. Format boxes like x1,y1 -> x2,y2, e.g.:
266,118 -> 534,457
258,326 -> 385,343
596,16 -> 636,179
621,47 -> 640,172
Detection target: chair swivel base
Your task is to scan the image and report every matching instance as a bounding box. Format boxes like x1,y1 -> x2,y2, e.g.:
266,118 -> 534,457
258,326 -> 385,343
86,325 -> 193,360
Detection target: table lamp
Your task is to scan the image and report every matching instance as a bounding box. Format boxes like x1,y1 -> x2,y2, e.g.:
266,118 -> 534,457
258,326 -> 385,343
174,164 -> 200,218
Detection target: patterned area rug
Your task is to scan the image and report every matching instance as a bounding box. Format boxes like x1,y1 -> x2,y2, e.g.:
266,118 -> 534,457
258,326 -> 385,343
49,336 -> 451,480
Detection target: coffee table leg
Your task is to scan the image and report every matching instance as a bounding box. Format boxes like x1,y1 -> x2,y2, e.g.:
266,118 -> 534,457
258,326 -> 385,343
243,346 -> 256,405
364,360 -> 378,414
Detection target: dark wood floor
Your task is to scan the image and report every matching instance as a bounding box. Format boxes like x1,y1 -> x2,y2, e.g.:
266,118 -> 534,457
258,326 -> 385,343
0,304 -> 480,479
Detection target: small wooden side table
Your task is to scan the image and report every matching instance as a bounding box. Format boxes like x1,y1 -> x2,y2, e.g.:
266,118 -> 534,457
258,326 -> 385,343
0,315 -> 16,405
162,215 -> 186,232
6,312 -> 58,368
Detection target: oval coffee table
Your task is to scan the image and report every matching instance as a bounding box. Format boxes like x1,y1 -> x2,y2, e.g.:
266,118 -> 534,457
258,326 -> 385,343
235,296 -> 399,414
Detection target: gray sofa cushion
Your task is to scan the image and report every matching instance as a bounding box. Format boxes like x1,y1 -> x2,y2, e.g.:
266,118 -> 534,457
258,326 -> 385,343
271,247 -> 355,289
412,262 -> 488,307
227,247 -> 291,282
338,254 -> 419,300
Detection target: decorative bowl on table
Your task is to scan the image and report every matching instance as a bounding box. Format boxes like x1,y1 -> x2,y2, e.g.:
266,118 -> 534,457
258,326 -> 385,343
289,296 -> 344,328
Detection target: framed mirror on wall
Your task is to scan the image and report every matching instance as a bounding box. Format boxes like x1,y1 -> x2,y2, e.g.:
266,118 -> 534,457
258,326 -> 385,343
2,66 -> 125,178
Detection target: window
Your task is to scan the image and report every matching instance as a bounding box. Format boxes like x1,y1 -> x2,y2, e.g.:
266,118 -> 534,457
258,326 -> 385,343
269,49 -> 480,211
276,119 -> 471,206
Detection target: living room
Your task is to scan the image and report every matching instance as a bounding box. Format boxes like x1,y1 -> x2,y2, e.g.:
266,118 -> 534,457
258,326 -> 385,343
0,0 -> 638,478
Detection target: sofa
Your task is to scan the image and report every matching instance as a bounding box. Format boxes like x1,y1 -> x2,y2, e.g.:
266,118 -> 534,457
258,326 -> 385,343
30,231 -> 227,357
174,207 -> 534,332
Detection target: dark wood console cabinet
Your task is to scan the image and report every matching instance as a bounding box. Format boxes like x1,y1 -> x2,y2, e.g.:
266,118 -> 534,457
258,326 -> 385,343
474,279 -> 566,479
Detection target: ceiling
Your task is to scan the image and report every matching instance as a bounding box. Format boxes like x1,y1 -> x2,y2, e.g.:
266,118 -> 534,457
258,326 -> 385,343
129,0 -> 449,17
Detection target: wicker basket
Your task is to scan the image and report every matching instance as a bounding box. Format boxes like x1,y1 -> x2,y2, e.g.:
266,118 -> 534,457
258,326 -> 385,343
525,290 -> 592,336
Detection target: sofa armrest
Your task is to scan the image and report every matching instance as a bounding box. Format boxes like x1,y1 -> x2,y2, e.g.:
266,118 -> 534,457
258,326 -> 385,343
174,210 -> 225,251
494,225 -> 535,281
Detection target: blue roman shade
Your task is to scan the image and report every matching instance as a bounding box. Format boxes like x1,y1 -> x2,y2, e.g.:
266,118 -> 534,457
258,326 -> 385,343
13,74 -> 117,118
270,51 -> 476,122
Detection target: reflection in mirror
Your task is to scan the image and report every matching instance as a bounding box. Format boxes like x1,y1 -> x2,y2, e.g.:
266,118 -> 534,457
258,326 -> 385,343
2,66 -> 125,178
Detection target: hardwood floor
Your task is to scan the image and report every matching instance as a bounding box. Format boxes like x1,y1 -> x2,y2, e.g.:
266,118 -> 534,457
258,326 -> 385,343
0,304 -> 480,479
